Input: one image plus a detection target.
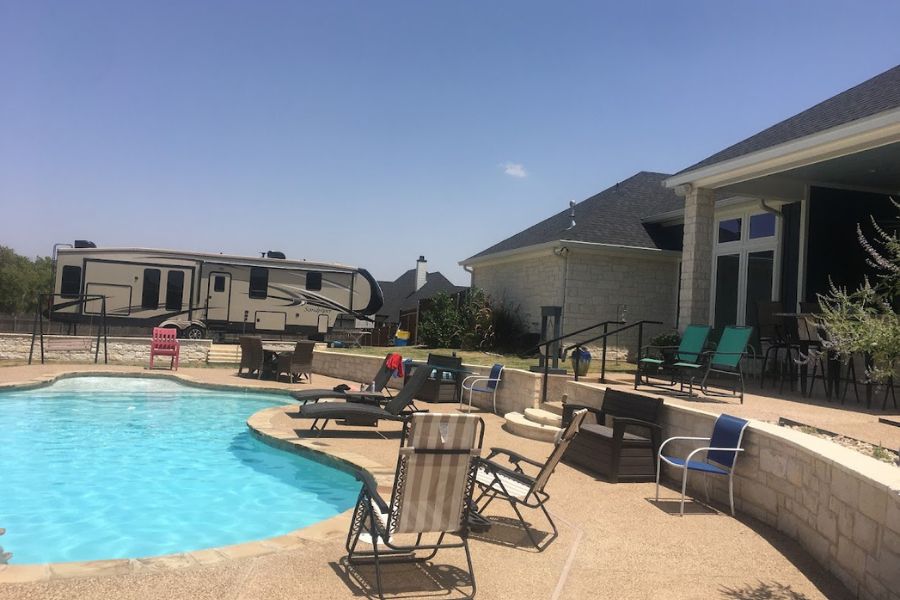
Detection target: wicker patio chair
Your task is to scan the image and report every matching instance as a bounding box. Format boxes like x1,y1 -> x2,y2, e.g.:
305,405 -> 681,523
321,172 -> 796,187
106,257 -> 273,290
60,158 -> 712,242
237,336 -> 265,379
275,340 -> 316,383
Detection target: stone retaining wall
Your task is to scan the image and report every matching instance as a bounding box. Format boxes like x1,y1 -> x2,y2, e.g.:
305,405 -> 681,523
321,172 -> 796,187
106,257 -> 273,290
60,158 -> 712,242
0,333 -> 210,367
564,382 -> 900,600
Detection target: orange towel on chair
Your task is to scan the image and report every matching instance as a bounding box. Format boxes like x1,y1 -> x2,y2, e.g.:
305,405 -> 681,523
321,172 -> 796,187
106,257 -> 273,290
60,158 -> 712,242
385,353 -> 404,378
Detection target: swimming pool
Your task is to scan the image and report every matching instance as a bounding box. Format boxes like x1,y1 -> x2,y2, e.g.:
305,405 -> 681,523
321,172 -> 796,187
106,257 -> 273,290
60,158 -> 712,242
0,376 -> 360,564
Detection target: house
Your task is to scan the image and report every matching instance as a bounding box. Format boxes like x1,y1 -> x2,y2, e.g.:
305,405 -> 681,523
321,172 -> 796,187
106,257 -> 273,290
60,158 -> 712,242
460,171 -> 685,351
374,256 -> 468,343
463,64 -> 900,355
665,63 -> 900,332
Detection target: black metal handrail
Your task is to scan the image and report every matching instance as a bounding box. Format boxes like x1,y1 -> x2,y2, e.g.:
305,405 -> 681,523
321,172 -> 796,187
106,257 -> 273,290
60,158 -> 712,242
538,319 -> 664,404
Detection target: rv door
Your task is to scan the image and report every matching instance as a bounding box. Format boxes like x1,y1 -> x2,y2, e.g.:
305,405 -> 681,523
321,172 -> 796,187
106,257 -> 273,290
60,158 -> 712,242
206,272 -> 231,322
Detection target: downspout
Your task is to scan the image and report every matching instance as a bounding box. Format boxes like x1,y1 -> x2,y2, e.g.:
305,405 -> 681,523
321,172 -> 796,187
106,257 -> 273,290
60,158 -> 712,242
553,246 -> 570,333
758,198 -> 782,216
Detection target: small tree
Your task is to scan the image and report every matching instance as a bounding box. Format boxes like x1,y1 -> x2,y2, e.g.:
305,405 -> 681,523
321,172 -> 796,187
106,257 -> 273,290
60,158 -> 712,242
417,293 -> 462,348
818,199 -> 900,383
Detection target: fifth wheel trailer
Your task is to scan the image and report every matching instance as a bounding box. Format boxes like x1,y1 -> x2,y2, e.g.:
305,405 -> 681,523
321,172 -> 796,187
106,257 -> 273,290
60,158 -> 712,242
49,243 -> 383,339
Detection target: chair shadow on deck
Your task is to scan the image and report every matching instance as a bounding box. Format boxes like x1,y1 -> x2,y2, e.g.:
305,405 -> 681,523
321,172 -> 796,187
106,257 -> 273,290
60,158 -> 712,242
332,556 -> 474,599
291,429 -> 404,441
645,495 -> 720,516
468,515 -> 551,551
719,580 -> 813,600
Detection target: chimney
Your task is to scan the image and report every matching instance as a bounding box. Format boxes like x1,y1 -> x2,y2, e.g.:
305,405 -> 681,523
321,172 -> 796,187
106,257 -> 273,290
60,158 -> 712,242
415,256 -> 427,291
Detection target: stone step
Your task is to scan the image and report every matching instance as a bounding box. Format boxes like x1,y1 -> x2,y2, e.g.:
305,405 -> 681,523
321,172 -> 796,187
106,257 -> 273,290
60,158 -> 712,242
207,344 -> 241,364
502,412 -> 562,443
541,400 -> 565,416
524,407 -> 562,427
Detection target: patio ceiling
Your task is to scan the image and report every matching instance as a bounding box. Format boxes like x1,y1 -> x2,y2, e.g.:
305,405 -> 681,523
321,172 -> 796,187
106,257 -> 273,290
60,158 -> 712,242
717,140 -> 900,200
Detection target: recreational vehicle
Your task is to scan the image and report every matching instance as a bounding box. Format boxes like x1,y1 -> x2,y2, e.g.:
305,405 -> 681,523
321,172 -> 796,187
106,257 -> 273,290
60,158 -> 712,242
50,242 -> 383,339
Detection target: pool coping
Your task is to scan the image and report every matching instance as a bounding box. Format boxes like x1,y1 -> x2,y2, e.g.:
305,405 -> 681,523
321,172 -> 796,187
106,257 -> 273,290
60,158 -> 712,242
0,369 -> 382,584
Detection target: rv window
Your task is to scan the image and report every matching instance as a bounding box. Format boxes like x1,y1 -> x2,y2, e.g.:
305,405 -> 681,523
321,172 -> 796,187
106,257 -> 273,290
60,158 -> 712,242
249,267 -> 268,299
142,269 -> 161,309
166,271 -> 185,311
306,271 -> 322,291
214,275 -> 226,292
60,266 -> 82,298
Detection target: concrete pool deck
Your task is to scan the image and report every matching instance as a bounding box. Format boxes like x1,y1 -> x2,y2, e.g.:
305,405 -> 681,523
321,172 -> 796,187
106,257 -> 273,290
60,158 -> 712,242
0,364 -> 854,599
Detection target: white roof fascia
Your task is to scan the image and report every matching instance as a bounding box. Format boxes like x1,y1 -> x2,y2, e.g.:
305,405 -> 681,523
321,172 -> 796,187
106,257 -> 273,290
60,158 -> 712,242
561,240 -> 681,260
459,241 -> 561,268
664,106 -> 900,190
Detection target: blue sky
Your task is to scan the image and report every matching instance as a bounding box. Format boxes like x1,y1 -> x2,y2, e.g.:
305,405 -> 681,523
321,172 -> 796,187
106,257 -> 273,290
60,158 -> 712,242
2,1 -> 899,285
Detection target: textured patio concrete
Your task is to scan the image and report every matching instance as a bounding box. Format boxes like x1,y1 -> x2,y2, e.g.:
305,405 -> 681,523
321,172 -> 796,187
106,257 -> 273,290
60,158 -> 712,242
600,372 -> 900,450
0,364 -> 855,599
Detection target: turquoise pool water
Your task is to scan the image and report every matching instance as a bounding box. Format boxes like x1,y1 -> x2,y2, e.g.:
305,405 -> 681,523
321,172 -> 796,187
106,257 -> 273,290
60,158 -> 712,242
0,376 -> 360,564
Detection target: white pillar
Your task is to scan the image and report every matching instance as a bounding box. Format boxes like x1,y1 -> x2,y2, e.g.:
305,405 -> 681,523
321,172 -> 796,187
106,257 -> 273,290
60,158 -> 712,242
679,186 -> 715,328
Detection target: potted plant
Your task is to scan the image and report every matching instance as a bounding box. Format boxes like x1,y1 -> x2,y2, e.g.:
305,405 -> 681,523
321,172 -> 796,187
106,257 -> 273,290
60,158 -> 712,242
648,330 -> 681,363
572,347 -> 592,376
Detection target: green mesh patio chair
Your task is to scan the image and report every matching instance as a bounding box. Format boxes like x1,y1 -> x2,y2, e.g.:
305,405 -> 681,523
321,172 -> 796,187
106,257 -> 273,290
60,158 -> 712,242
698,326 -> 754,403
636,324 -> 711,392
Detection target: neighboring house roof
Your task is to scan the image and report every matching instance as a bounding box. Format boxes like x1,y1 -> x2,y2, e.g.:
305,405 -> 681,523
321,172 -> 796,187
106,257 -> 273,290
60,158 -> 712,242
464,171 -> 683,262
377,269 -> 467,322
678,64 -> 900,175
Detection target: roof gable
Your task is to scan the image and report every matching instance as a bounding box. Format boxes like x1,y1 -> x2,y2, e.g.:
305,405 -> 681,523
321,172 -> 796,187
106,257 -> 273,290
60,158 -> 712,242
679,64 -> 900,175
465,171 -> 682,261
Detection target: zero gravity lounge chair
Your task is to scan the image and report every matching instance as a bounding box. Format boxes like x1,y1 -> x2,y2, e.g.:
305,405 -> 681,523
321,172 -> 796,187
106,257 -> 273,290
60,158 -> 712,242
473,409 -> 588,551
292,365 -> 430,431
290,352 -> 398,405
345,413 -> 485,600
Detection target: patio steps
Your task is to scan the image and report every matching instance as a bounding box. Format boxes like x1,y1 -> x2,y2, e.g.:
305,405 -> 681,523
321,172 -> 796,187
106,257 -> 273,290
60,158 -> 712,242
503,412 -> 562,443
207,344 -> 241,365
523,407 -> 563,427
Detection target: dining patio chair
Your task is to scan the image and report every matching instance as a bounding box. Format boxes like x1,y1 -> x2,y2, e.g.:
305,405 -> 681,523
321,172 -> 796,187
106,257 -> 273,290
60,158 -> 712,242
344,413 -> 484,600
149,327 -> 180,370
656,413 -> 749,516
473,409 -> 588,551
275,340 -> 315,383
238,336 -> 265,379
460,363 -> 504,414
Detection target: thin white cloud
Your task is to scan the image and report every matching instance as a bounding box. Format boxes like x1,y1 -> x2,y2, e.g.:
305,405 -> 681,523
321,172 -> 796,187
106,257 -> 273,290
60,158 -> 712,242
501,162 -> 527,178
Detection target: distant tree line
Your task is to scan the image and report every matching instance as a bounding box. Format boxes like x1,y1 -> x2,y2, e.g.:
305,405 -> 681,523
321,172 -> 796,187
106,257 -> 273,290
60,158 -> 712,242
0,246 -> 53,314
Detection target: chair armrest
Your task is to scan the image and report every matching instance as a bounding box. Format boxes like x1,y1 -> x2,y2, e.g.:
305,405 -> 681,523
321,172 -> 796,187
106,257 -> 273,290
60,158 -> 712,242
657,435 -> 711,456
562,403 -> 602,426
685,446 -> 744,464
355,470 -> 390,513
486,447 -> 544,469
462,377 -> 500,390
478,457 -> 536,489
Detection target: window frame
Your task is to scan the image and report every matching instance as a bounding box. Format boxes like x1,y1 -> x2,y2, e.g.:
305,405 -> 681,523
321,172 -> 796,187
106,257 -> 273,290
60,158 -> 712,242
60,265 -> 82,298
305,271 -> 323,291
141,268 -> 161,310
249,267 -> 269,299
165,270 -> 185,311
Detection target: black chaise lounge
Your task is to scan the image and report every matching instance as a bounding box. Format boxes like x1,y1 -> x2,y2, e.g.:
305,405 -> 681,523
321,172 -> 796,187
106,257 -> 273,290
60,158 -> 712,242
292,366 -> 430,431
291,353 -> 397,405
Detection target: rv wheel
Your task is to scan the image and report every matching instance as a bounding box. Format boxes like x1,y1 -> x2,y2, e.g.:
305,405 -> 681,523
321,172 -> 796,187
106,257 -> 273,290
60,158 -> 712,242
182,325 -> 205,340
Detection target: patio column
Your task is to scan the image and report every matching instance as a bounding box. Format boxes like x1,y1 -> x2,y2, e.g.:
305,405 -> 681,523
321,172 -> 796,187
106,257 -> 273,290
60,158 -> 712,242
678,186 -> 715,328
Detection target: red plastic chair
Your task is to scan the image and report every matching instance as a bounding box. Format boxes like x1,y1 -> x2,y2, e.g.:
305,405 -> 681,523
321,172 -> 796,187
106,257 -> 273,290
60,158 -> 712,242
150,327 -> 180,370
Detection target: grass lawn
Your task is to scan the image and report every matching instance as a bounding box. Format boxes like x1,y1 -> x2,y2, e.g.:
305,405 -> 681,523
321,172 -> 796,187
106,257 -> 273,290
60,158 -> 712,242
325,346 -> 636,374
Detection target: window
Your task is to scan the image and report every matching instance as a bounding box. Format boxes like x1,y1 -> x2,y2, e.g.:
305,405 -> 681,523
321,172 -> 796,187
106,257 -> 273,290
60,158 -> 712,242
165,271 -> 185,310
142,269 -> 160,309
214,275 -> 226,292
718,218 -> 742,243
749,213 -> 776,239
60,266 -> 82,298
249,267 -> 268,299
306,271 -> 322,291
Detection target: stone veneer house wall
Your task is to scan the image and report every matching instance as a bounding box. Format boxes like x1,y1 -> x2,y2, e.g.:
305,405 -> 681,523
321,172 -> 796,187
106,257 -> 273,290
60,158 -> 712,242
461,171 -> 684,355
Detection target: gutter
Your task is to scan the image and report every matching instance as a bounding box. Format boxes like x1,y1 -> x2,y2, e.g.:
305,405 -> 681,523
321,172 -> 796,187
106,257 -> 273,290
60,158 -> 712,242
664,106 -> 900,190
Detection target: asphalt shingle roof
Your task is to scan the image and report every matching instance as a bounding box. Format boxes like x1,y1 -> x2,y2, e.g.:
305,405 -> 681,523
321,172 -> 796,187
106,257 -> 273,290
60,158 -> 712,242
465,171 -> 683,261
678,64 -> 900,174
377,269 -> 466,322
